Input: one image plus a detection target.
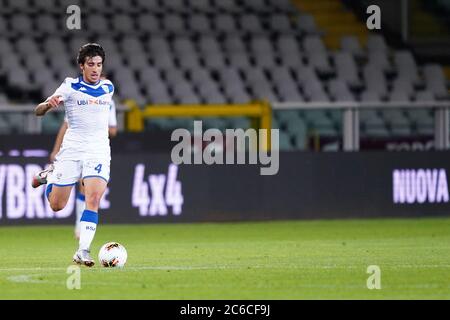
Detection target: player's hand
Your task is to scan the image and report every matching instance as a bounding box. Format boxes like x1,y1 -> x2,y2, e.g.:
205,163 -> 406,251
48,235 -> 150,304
47,95 -> 63,108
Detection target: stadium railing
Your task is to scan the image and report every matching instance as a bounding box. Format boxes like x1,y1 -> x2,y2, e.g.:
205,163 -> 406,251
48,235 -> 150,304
0,102 -> 129,134
1,100 -> 449,152
273,101 -> 450,151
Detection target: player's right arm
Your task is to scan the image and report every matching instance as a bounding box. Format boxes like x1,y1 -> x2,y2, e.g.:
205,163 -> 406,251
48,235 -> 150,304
36,78 -> 72,117
34,95 -> 63,116
50,120 -> 68,162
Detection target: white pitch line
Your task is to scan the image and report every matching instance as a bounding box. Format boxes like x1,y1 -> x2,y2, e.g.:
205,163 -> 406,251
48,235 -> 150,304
1,264 -> 450,273
7,274 -> 55,284
7,273 -> 450,291
0,267 -> 67,272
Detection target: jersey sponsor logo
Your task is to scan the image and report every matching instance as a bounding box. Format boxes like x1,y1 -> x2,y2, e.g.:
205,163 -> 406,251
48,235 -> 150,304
77,99 -> 110,106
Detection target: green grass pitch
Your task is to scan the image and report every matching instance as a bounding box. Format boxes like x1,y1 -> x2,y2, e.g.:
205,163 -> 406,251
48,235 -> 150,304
0,218 -> 449,299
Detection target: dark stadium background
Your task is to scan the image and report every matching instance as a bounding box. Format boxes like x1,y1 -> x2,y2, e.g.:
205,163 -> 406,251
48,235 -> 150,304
0,0 -> 449,226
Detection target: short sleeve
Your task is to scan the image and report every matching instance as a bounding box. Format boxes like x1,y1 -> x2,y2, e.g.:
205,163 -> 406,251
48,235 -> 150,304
108,100 -> 117,127
104,80 -> 115,96
47,78 -> 71,102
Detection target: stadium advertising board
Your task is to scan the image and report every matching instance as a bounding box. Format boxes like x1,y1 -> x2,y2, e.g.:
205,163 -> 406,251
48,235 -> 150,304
0,152 -> 449,225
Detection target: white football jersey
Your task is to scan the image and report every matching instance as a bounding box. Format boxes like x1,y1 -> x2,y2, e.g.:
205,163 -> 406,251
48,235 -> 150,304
64,98 -> 117,127
49,76 -> 115,161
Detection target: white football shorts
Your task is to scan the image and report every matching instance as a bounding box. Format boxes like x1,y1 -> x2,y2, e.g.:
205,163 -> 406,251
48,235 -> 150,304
47,159 -> 110,186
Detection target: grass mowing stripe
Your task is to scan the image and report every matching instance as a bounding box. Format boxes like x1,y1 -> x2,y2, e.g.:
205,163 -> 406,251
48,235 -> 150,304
0,218 -> 449,299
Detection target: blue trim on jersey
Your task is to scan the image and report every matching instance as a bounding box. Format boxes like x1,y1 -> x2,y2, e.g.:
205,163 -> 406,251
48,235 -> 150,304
82,175 -> 109,183
71,81 -> 114,98
80,209 -> 98,224
79,76 -> 100,86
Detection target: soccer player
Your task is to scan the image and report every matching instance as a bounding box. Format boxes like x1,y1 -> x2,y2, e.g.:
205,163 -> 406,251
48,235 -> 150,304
49,75 -> 117,241
32,43 -> 114,267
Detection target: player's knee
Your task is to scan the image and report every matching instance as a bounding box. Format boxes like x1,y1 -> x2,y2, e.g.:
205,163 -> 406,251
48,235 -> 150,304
86,192 -> 102,207
50,200 -> 66,212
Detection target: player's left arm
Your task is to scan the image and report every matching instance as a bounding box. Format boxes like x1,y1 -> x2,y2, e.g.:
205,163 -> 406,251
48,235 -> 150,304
108,98 -> 118,138
50,120 -> 68,162
108,126 -> 117,138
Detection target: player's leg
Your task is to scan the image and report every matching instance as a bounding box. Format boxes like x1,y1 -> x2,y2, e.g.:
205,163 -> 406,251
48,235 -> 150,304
46,184 -> 73,212
74,177 -> 107,267
74,181 -> 86,240
40,160 -> 79,211
74,159 -> 110,267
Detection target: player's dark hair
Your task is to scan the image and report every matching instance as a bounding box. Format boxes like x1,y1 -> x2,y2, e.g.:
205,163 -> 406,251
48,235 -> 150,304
77,43 -> 105,65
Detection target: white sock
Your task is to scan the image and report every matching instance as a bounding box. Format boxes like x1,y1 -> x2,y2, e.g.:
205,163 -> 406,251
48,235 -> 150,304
75,195 -> 86,235
79,210 -> 98,251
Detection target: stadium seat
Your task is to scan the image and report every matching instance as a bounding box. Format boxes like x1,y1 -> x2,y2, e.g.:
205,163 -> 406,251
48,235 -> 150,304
113,14 -> 135,35
296,14 -> 321,35
135,0 -> 162,13
328,79 -> 356,102
214,0 -> 240,13
363,65 -> 388,98
269,67 -> 304,102
214,14 -> 238,33
0,39 -> 14,56
367,51 -> 392,73
243,0 -> 271,13
269,14 -> 293,33
189,14 -> 212,33
189,0 -> 215,13
391,79 -> 414,99
162,14 -> 186,34
223,34 -> 247,53
228,52 -> 252,68
334,51 -> 361,89
276,34 -> 304,67
10,15 -> 34,36
394,50 -> 421,86
34,0 -> 58,13
367,34 -> 388,53
271,0 -> 297,13
164,0 -> 187,13
423,64 -> 449,99
138,14 -> 160,34
239,14 -> 264,34
303,36 -> 333,75
0,0 -> 447,145
340,36 -> 365,59
110,0 -> 138,14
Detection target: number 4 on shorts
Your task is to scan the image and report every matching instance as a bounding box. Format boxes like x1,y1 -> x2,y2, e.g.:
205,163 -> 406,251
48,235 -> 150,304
95,164 -> 102,173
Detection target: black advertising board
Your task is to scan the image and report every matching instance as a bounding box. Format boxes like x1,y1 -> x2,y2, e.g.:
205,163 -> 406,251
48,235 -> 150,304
0,151 -> 449,225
